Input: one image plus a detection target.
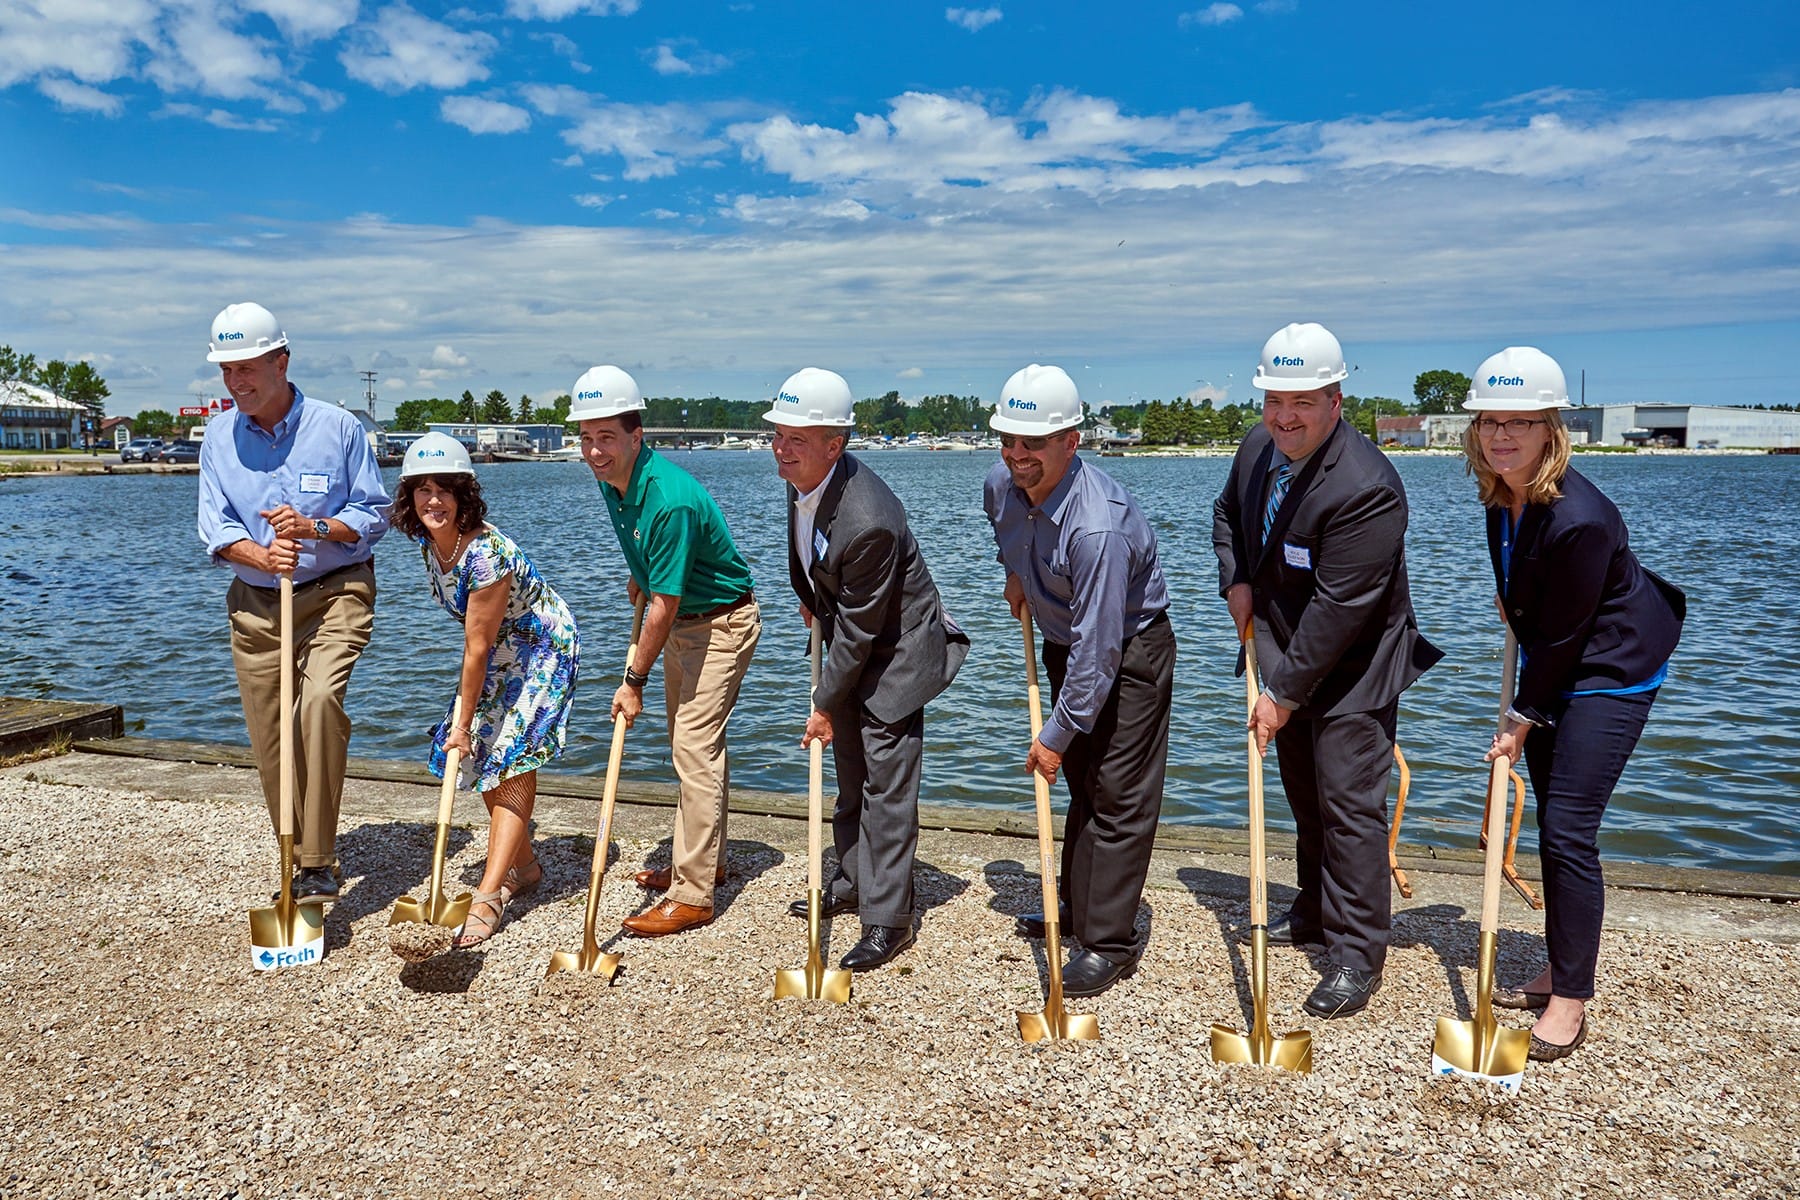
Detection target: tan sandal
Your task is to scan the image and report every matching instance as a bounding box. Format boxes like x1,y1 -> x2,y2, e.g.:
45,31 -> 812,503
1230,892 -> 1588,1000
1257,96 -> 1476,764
503,857 -> 543,902
456,888 -> 507,948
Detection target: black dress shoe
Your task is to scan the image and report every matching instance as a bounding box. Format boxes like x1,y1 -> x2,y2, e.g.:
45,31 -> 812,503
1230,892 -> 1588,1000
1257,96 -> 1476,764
1236,910 -> 1324,947
1014,905 -> 1073,939
787,892 -> 859,919
839,924 -> 915,971
1060,949 -> 1139,997
1303,965 -> 1382,1018
292,866 -> 342,905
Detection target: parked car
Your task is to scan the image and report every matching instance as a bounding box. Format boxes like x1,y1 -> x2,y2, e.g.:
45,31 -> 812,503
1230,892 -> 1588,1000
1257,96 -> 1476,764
121,437 -> 166,463
152,439 -> 203,464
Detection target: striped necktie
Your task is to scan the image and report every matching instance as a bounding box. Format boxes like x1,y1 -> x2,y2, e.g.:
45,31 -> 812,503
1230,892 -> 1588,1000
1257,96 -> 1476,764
1262,462 -> 1293,541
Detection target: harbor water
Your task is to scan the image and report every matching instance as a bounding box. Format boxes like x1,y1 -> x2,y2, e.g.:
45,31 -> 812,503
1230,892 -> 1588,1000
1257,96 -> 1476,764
1,448 -> 1793,873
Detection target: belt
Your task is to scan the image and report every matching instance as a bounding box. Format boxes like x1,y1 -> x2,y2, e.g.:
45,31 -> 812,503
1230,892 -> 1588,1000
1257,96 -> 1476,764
675,590 -> 754,622
245,559 -> 373,595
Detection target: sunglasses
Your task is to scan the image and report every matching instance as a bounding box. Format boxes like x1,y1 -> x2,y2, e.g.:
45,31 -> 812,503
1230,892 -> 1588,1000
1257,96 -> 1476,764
998,433 -> 1054,451
1474,417 -> 1547,436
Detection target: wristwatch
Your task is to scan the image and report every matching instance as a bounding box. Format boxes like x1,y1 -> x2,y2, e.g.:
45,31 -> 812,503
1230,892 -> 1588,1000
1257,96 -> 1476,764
311,518 -> 331,539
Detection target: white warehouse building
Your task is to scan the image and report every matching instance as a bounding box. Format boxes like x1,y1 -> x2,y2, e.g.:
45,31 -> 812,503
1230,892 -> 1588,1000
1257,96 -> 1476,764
1565,404 -> 1800,449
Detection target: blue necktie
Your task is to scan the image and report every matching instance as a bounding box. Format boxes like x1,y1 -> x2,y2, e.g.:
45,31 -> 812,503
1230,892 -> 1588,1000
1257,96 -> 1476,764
1262,463 -> 1293,541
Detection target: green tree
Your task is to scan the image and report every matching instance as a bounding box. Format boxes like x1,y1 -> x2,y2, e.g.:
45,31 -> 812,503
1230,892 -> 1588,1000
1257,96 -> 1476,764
395,397 -> 464,429
480,389 -> 512,423
517,393 -> 534,423
65,361 -> 109,418
1340,393 -> 1409,439
460,389 -> 477,421
1413,369 -> 1471,415
0,346 -> 17,381
540,393 -> 572,425
37,358 -> 70,399
135,408 -> 177,438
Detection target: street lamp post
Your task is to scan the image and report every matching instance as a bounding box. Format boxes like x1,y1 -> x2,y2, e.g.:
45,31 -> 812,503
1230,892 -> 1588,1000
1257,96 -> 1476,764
681,406 -> 688,449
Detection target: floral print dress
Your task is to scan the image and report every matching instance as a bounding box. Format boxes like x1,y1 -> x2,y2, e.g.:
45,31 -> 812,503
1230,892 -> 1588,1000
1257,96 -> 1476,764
423,526 -> 581,792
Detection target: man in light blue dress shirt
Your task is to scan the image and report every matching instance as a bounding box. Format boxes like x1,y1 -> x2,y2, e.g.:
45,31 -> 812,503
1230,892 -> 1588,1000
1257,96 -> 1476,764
983,364 -> 1176,998
196,303 -> 390,905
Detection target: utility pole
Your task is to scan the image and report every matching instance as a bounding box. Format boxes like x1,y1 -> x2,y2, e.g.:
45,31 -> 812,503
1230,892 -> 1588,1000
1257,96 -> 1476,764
360,370 -> 378,418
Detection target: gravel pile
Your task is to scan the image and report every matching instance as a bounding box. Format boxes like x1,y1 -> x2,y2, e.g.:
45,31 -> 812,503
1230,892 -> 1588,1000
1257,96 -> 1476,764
1,771 -> 1795,1199
386,920 -> 456,963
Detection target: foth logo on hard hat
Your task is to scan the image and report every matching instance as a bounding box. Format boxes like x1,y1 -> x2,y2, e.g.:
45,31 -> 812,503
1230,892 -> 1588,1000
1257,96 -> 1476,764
1488,374 -> 1525,387
218,331 -> 244,342
777,390 -> 801,405
1273,355 -> 1303,367
577,390 -> 602,400
419,449 -> 445,457
1007,397 -> 1037,411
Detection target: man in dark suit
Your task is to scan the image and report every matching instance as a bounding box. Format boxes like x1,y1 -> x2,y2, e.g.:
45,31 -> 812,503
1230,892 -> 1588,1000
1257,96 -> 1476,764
765,368 -> 970,971
1212,323 -> 1442,1018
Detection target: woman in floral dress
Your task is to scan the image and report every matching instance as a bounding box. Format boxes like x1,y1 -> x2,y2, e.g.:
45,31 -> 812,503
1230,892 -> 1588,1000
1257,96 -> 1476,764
392,433 -> 581,946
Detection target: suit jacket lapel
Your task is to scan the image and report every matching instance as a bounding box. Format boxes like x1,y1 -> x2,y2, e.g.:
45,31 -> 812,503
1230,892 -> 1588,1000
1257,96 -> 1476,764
785,481 -> 813,612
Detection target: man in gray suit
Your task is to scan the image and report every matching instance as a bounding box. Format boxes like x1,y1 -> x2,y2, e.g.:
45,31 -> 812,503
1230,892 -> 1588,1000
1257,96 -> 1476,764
765,368 -> 970,970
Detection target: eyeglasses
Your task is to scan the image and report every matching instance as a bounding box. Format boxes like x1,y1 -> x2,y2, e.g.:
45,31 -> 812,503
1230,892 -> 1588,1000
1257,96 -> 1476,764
998,434 -> 1053,451
1474,417 -> 1547,437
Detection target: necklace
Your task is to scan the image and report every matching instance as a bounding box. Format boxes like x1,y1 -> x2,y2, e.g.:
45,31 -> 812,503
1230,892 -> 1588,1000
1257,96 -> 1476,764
433,529 -> 471,572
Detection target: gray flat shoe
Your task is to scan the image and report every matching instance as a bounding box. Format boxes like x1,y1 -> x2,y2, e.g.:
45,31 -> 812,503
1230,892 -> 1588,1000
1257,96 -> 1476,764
1527,1015 -> 1588,1062
1492,986 -> 1551,1010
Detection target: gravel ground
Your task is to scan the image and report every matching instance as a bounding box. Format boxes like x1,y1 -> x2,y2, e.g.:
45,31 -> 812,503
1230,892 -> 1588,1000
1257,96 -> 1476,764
1,770 -> 1796,1200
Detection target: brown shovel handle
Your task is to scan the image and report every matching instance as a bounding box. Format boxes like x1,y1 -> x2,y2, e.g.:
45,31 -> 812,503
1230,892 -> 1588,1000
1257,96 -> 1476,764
1020,612 -> 1068,1012
279,576 -> 294,840
1242,620 -> 1269,928
806,620 -> 824,895
581,597 -> 647,958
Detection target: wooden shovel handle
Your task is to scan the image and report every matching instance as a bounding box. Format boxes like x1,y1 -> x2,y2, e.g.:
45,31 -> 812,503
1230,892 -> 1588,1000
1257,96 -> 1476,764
1242,620 -> 1269,928
806,620 -> 824,895
279,576 -> 294,839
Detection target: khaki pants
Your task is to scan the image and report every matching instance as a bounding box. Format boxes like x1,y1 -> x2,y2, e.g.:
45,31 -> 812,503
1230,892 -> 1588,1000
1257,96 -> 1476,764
228,563 -> 376,869
661,600 -> 761,907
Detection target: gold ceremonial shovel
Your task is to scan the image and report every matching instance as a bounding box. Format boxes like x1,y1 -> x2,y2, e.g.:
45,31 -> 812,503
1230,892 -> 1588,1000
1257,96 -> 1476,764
1015,611 -> 1098,1044
1431,629 -> 1531,1094
774,621 -> 852,1004
387,698 -> 474,961
545,597 -> 647,983
1210,621 -> 1312,1072
248,575 -> 326,971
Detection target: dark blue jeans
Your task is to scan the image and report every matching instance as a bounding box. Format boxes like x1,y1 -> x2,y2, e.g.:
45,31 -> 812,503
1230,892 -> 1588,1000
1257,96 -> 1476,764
1523,689 -> 1658,1000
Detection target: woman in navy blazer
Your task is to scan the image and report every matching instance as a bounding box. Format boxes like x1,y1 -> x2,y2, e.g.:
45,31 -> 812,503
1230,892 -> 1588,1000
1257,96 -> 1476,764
1461,347 -> 1684,1063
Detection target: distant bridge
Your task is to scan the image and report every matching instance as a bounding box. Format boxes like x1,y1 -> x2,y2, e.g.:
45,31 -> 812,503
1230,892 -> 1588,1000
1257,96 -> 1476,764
641,426 -> 764,443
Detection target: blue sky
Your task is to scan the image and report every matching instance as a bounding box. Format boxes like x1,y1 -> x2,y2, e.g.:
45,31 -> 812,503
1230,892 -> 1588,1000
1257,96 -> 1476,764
3,1 -> 1798,419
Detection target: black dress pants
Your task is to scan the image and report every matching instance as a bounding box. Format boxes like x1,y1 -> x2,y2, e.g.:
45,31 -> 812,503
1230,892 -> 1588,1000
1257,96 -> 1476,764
1041,613 -> 1176,964
1273,702 -> 1398,975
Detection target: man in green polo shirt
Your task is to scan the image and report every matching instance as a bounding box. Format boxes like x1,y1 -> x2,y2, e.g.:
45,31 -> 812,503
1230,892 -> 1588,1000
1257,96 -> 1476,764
572,365 -> 763,937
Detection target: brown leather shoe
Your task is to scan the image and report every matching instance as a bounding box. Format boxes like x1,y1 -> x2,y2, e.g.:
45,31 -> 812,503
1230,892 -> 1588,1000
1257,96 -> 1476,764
632,864 -> 727,891
621,899 -> 714,937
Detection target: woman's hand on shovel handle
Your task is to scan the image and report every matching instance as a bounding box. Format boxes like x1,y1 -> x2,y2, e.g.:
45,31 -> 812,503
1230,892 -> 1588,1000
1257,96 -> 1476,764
1486,722 -> 1527,765
1026,739 -> 1062,785
445,723 -> 474,757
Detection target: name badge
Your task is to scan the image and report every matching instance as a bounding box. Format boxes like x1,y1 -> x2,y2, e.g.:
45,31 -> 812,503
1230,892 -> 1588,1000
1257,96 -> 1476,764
1283,542 -> 1312,570
299,472 -> 330,494
813,530 -> 828,562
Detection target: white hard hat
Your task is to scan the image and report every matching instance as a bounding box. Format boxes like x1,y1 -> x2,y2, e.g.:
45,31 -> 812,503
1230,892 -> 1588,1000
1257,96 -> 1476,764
567,365 -> 645,422
989,364 -> 1084,435
764,368 -> 856,428
1251,322 -> 1349,391
400,431 -> 475,479
207,302 -> 289,363
1464,347 -> 1571,411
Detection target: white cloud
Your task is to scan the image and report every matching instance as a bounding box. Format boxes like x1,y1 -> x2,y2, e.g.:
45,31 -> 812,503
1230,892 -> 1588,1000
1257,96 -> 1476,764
1253,0 -> 1295,12
504,0 -> 639,18
646,40 -> 731,77
945,7 -> 1002,32
9,88 -> 1800,417
369,350 -> 409,369
0,0 -> 153,90
39,78 -> 124,115
242,0 -> 360,42
442,94 -> 531,134
572,192 -> 618,208
533,31 -> 591,73
1180,4 -> 1243,27
340,5 -> 496,92
523,85 -> 740,180
898,366 -> 924,379
157,102 -> 280,132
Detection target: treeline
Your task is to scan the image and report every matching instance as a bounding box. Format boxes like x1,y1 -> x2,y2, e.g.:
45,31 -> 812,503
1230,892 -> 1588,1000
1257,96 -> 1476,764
1101,393 -> 1411,445
392,389 -> 572,430
0,344 -> 110,424
383,389 -> 991,437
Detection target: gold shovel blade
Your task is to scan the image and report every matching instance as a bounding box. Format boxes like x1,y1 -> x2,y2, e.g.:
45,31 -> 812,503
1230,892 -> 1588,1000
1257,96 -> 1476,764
546,948 -> 623,982
1208,1023 -> 1314,1072
1431,1018 -> 1530,1094
772,965 -> 853,1003
388,890 -> 473,931
248,902 -> 325,971
1017,1006 -> 1101,1043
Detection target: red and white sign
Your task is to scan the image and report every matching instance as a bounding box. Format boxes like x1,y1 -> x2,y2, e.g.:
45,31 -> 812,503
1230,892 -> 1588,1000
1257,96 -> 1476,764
179,406 -> 206,416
